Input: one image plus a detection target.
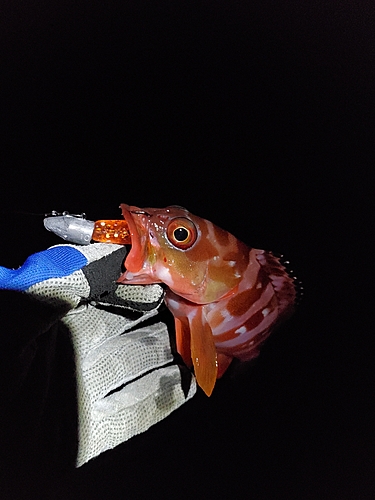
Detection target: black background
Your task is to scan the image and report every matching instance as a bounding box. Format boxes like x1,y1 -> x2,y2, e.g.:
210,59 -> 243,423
1,1 -> 374,499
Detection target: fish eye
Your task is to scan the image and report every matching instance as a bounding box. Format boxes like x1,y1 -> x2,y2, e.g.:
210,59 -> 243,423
167,217 -> 197,249
173,227 -> 189,241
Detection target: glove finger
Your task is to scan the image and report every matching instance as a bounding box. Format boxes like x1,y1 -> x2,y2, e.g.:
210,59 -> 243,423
67,312 -> 173,398
0,246 -> 87,291
77,364 -> 196,466
69,243 -> 164,311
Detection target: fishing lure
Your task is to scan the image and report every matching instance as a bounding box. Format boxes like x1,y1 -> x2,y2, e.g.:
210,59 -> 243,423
44,211 -> 131,245
116,204 -> 298,396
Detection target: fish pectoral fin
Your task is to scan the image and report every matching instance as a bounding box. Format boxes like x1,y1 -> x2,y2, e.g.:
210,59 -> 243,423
189,309 -> 218,397
174,317 -> 192,368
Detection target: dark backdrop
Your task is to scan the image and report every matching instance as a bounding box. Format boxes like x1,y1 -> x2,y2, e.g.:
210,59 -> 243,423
1,2 -> 373,499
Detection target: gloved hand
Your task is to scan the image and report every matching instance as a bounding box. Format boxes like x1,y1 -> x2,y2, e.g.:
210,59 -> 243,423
0,243 -> 196,466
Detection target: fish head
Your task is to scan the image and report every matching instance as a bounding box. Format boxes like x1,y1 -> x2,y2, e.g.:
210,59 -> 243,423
117,204 -> 247,304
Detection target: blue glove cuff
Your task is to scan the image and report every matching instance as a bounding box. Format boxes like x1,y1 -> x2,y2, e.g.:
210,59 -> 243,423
0,246 -> 88,291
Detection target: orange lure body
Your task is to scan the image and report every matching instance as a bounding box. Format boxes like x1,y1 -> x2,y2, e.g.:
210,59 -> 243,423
92,220 -> 131,244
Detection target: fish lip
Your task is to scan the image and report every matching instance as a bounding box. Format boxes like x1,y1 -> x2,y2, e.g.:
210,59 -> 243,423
119,204 -> 148,274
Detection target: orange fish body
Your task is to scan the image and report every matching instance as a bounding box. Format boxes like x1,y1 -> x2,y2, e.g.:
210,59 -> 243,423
118,204 -> 297,396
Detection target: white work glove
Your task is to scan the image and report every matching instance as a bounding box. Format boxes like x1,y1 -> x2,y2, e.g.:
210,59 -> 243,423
0,243 -> 196,466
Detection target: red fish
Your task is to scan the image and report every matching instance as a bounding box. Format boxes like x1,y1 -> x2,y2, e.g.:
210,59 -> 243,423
118,204 -> 297,396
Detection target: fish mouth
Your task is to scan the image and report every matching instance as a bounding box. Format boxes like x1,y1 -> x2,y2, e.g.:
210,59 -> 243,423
119,204 -> 149,274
